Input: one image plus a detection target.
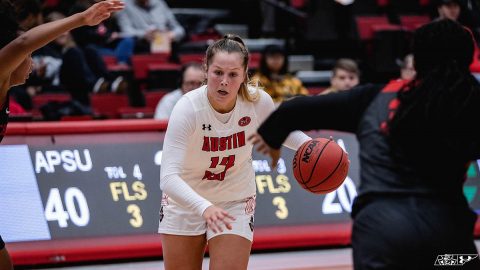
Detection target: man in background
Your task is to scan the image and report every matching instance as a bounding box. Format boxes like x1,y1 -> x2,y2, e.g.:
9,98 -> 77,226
154,62 -> 204,120
321,58 -> 360,95
117,0 -> 185,58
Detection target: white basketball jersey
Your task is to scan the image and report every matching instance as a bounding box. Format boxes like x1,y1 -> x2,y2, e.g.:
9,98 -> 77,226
180,86 -> 258,202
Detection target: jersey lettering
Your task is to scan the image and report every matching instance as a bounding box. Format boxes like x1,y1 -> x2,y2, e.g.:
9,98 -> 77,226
202,131 -> 246,152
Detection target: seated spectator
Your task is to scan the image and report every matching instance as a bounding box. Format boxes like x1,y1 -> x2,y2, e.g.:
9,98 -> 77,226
321,58 -> 360,95
45,12 -> 127,107
252,45 -> 308,103
435,0 -> 479,41
116,0 -> 185,58
436,0 -> 461,21
14,0 -> 43,30
154,62 -> 204,120
399,54 -> 416,81
69,0 -> 135,64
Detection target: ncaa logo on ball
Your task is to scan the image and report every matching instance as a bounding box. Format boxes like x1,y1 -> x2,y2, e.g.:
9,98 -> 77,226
302,140 -> 319,163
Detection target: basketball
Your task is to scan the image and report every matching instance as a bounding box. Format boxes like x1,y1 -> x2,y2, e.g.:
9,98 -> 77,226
292,138 -> 350,194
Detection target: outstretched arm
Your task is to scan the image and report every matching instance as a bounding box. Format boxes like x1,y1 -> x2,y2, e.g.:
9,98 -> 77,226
0,0 -> 124,81
249,84 -> 382,165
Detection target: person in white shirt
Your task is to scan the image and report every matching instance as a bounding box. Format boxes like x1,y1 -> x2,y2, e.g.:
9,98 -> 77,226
154,62 -> 204,120
116,0 -> 185,56
159,34 -> 310,270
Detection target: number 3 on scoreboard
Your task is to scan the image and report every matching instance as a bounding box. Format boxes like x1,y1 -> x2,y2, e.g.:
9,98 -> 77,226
273,196 -> 288,219
127,204 -> 143,228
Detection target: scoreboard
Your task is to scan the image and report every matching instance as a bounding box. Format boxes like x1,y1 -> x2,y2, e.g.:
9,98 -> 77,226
1,120 -> 479,264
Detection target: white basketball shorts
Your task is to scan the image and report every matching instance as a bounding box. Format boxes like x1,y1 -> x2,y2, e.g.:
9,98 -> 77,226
158,194 -> 256,242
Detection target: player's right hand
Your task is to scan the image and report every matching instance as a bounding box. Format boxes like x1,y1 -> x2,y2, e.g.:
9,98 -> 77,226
203,205 -> 235,233
82,0 -> 124,26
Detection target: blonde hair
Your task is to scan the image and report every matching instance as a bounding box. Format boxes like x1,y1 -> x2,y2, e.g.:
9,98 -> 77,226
204,34 -> 259,102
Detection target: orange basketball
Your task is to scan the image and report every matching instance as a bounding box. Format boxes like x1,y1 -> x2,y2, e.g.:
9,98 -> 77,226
292,138 -> 350,194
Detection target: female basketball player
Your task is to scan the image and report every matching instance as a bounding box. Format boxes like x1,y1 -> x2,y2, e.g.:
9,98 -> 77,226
250,19 -> 480,269
0,1 -> 124,269
159,34 -> 310,269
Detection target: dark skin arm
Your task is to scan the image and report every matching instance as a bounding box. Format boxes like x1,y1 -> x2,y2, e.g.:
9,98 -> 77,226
0,0 -> 125,105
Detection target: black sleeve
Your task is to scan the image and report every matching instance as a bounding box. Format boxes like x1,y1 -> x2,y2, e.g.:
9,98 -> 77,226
258,84 -> 383,149
0,95 -> 9,143
0,235 -> 5,249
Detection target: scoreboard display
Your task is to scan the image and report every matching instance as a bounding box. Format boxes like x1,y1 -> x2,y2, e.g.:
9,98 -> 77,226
1,127 -> 479,245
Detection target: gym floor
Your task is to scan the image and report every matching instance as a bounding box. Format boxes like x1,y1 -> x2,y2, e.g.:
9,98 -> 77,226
30,241 -> 480,270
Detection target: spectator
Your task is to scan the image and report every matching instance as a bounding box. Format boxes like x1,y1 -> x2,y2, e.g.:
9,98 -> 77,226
399,54 -> 416,81
436,0 -> 462,21
436,0 -> 480,45
69,0 -> 135,64
252,45 -> 308,103
116,0 -> 185,58
321,58 -> 359,95
45,12 -> 127,108
154,62 -> 204,120
14,0 -> 43,30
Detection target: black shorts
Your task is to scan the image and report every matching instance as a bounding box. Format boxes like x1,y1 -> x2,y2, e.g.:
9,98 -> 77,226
351,195 -> 480,270
0,235 -> 5,249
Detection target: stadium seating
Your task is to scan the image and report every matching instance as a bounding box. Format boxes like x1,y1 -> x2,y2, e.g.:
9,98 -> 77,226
91,93 -> 129,119
144,90 -> 169,110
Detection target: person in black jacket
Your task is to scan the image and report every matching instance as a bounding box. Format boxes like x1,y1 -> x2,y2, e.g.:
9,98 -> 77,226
249,19 -> 480,269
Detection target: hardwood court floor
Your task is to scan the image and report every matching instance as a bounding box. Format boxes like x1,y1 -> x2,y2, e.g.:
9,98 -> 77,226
31,240 -> 480,270
33,247 -> 353,270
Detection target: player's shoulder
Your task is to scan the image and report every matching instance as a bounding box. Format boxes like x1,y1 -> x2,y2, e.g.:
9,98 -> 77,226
254,88 -> 274,106
184,85 -> 206,100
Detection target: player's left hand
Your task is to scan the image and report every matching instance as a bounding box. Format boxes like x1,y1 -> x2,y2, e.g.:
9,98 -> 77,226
248,133 -> 281,168
82,0 -> 125,26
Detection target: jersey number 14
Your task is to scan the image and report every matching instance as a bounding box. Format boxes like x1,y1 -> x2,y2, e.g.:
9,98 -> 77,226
202,155 -> 236,181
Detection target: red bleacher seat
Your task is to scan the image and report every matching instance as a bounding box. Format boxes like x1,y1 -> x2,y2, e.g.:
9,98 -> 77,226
419,0 -> 430,6
470,47 -> 480,73
91,93 -> 129,119
290,0 -> 307,8
102,56 -> 117,66
117,106 -> 155,119
190,33 -> 222,42
144,90 -> 169,109
179,53 -> 205,64
377,0 -> 389,7
102,55 -> 132,72
249,52 -> 261,69
131,53 -> 170,80
32,93 -> 71,109
400,15 -> 430,31
148,63 -> 181,71
355,16 -> 390,40
371,24 -> 404,33
60,115 -> 94,121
